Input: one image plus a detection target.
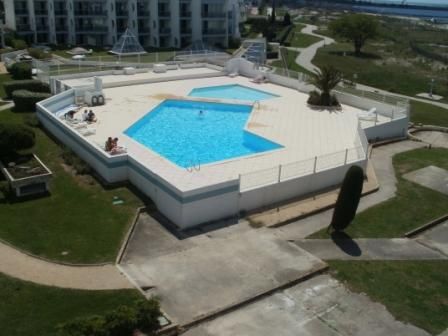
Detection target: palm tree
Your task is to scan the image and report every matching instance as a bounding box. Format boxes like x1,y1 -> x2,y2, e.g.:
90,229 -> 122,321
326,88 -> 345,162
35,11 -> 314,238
307,66 -> 342,106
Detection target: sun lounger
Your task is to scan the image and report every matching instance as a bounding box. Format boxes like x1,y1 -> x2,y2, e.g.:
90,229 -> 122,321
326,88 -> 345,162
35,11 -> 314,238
251,74 -> 267,84
78,127 -> 96,136
357,107 -> 377,121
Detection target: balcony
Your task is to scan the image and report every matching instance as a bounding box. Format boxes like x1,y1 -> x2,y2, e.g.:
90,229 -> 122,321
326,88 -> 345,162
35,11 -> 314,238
36,24 -> 49,31
202,12 -> 226,19
15,9 -> 29,15
180,28 -> 192,35
138,10 -> 150,17
159,27 -> 171,35
202,28 -> 226,35
55,25 -> 68,31
74,9 -> 107,16
35,9 -> 48,15
139,26 -> 151,34
54,9 -> 68,15
158,11 -> 170,18
180,11 -> 191,18
116,9 -> 128,16
16,24 -> 32,32
76,26 -> 108,33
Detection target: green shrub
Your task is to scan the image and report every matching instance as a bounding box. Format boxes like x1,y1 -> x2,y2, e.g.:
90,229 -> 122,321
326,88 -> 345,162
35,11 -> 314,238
8,62 -> 32,80
11,90 -> 51,111
27,48 -> 50,60
0,123 -> 35,157
57,315 -> 108,336
57,299 -> 161,336
11,39 -> 27,50
4,80 -> 50,99
330,165 -> 364,232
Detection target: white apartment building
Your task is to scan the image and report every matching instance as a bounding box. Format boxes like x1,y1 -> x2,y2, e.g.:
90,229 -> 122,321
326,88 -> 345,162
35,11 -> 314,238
3,0 -> 242,48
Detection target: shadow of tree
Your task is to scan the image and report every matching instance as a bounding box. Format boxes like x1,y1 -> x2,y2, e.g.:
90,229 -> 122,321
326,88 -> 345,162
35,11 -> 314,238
330,231 -> 362,257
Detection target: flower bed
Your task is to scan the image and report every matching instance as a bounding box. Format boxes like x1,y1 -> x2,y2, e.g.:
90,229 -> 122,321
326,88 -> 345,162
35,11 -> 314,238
0,154 -> 52,197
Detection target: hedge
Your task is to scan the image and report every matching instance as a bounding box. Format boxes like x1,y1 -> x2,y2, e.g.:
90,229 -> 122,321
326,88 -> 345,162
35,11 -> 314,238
11,90 -> 51,111
4,80 -> 50,99
0,123 -> 35,157
8,62 -> 32,80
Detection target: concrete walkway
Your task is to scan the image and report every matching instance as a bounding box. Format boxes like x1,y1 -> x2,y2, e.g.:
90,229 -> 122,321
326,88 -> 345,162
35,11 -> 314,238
294,238 -> 447,261
293,24 -> 335,73
0,241 -> 133,290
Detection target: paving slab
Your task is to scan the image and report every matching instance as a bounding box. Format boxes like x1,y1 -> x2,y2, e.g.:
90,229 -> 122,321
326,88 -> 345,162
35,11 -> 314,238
182,274 -> 430,336
414,131 -> 448,149
416,221 -> 448,257
294,238 -> 446,260
120,230 -> 326,325
403,165 -> 448,196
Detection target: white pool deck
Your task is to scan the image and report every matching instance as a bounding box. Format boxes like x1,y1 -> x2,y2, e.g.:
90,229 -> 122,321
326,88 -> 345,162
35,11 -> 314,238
60,75 -> 367,192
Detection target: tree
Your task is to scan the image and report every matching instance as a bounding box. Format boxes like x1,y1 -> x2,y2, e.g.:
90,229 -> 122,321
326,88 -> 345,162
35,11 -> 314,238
330,165 -> 364,232
329,14 -> 378,56
270,0 -> 276,23
307,65 -> 342,106
283,12 -> 291,26
0,124 -> 35,157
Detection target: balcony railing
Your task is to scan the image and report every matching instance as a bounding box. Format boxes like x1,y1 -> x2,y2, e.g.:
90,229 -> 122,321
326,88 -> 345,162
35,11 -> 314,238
74,9 -> 107,16
180,11 -> 191,17
15,9 -> 29,15
55,25 -> 68,31
139,27 -> 151,33
54,9 -> 68,15
202,12 -> 226,19
180,27 -> 192,35
116,10 -> 128,16
159,27 -> 171,34
138,10 -> 150,17
202,28 -> 226,35
35,9 -> 48,15
158,11 -> 170,18
36,25 -> 49,31
16,24 -> 31,31
76,26 -> 108,32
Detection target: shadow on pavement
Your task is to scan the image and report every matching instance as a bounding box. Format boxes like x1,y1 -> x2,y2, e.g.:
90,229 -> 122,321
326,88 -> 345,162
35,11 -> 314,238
330,232 -> 362,257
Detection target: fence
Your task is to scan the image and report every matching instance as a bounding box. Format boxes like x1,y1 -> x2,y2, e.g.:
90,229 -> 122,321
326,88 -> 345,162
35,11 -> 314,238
239,145 -> 366,192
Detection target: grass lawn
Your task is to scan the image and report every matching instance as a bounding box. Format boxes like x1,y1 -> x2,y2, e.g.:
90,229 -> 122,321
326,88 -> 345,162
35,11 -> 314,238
0,73 -> 12,98
310,147 -> 448,238
0,108 -> 144,263
0,272 -> 140,336
328,261 -> 448,335
410,100 -> 448,128
286,24 -> 322,48
271,49 -> 313,75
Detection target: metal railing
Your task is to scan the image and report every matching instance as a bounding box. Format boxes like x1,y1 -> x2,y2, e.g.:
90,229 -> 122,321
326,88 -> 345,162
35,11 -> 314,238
239,145 -> 366,192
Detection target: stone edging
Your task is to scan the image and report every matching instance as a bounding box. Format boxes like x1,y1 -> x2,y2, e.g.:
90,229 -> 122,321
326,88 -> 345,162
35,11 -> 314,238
404,214 -> 448,238
0,237 -> 113,267
116,206 -> 147,264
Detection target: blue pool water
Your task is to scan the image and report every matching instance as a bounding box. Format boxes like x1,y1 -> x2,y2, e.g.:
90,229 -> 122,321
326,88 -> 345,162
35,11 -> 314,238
189,84 -> 279,102
125,100 -> 282,168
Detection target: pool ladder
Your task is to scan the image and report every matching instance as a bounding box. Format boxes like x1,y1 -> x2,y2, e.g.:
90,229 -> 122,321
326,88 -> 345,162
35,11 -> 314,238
186,159 -> 201,172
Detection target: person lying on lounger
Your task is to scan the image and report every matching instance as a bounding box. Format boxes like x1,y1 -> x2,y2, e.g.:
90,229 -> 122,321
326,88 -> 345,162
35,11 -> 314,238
64,110 -> 76,120
87,110 -> 97,123
110,137 -> 126,154
105,137 -> 114,152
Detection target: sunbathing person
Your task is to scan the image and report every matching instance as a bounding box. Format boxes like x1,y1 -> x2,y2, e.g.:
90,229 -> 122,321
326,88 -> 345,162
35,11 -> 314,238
82,110 -> 89,121
105,137 -> 113,152
87,110 -> 97,123
110,137 -> 126,154
64,110 -> 76,120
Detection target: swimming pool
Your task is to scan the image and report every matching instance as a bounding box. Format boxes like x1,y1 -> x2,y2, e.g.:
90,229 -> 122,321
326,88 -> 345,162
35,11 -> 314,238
189,84 -> 279,102
125,100 -> 282,168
